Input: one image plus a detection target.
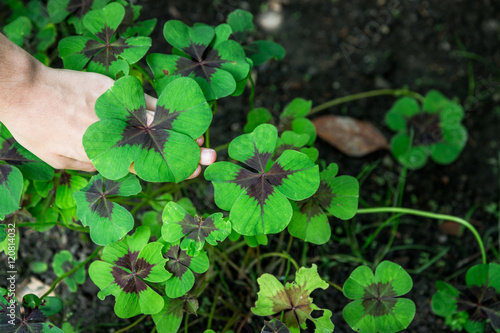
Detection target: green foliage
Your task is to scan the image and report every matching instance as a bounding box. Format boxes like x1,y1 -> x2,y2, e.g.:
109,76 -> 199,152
52,250 -> 86,292
83,75 -> 212,182
147,19 -> 250,101
89,226 -> 171,318
73,173 -> 141,245
252,264 -> 334,333
58,2 -> 151,78
205,124 -> 320,236
162,201 -> 231,257
288,163 -> 359,244
385,90 -> 467,169
432,263 -> 500,333
342,261 -> 416,333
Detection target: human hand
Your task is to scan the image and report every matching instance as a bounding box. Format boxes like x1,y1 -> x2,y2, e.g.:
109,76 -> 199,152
0,33 -> 215,178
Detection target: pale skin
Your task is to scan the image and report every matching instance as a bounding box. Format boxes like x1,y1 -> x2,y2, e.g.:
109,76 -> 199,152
0,33 -> 216,179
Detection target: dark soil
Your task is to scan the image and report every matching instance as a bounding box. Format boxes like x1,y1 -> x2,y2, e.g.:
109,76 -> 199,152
3,0 -> 500,332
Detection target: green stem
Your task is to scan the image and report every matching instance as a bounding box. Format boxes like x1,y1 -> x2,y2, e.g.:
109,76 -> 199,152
16,222 -> 88,233
249,74 -> 255,111
132,63 -> 154,88
207,286 -> 219,330
41,246 -> 102,299
357,207 -> 487,264
115,315 -> 147,333
308,89 -> 425,116
247,252 -> 299,271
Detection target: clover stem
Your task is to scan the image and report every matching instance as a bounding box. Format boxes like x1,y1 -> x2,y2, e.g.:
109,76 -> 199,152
249,74 -> 255,111
132,63 -> 154,88
16,222 -> 88,233
115,315 -> 147,333
41,246 -> 102,299
307,89 -> 426,116
357,207 -> 487,264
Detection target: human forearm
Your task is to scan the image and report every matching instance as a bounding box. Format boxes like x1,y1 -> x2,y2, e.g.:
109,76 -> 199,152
0,33 -> 41,118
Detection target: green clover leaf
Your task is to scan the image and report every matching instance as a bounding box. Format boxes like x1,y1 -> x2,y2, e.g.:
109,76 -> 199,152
288,163 -> 359,245
58,2 -> 151,78
205,124 -> 320,236
279,98 -> 316,146
54,171 -> 88,210
147,20 -> 250,100
162,243 -> 209,298
432,263 -> 500,333
0,164 -> 23,219
162,201 -> 231,257
385,90 -> 467,169
52,250 -> 86,293
73,173 -> 141,245
342,261 -> 416,333
83,75 -> 212,182
152,296 -> 199,333
89,226 -> 171,318
251,264 -> 334,333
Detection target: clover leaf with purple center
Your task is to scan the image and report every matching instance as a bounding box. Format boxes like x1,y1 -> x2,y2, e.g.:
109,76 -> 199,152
251,265 -> 334,333
385,90 -> 467,170
343,261 -> 415,333
73,173 -> 141,245
161,242 -> 209,298
89,226 -> 171,318
147,20 -> 250,101
162,201 -> 231,257
288,163 -> 359,245
432,263 -> 500,333
205,124 -> 319,236
58,2 -> 151,78
82,75 -> 212,183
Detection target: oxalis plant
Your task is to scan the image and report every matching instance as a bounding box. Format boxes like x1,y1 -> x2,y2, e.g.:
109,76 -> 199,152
0,1 -> 495,333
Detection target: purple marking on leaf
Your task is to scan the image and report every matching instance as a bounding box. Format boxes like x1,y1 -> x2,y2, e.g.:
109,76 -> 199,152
0,165 -> 12,185
111,250 -> 154,294
265,162 -> 295,187
313,181 -> 336,209
361,282 -> 398,317
67,0 -> 94,18
81,25 -> 131,69
271,284 -> 312,328
116,106 -> 180,154
114,250 -> 140,272
59,172 -> 71,186
165,245 -> 191,278
0,146 -> 28,166
233,168 -> 275,206
85,177 -> 123,218
181,216 -> 218,241
456,286 -> 500,325
407,113 -> 443,146
175,45 -> 227,81
295,199 -> 323,220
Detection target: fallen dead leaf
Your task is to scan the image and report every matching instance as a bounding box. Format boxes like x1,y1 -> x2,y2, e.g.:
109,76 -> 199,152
312,115 -> 389,157
16,277 -> 56,301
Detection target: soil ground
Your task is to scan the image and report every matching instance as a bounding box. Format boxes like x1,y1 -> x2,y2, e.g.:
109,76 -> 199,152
3,0 -> 500,332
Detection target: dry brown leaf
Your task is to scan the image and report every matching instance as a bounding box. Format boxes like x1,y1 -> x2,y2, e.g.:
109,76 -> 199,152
312,115 -> 389,157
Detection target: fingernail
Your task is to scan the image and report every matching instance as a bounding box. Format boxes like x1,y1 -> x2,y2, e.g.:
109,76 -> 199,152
200,149 -> 216,165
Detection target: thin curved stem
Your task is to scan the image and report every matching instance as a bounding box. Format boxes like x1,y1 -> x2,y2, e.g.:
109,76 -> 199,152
308,89 -> 425,116
41,246 -> 102,299
16,222 -> 88,233
247,252 -> 299,271
357,207 -> 487,264
115,315 -> 147,333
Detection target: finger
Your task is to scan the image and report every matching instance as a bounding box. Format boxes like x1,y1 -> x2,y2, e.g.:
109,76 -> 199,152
187,165 -> 202,179
200,148 -> 216,166
51,158 -> 96,172
144,93 -> 157,111
196,136 -> 204,146
145,110 -> 155,126
129,162 -> 137,174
